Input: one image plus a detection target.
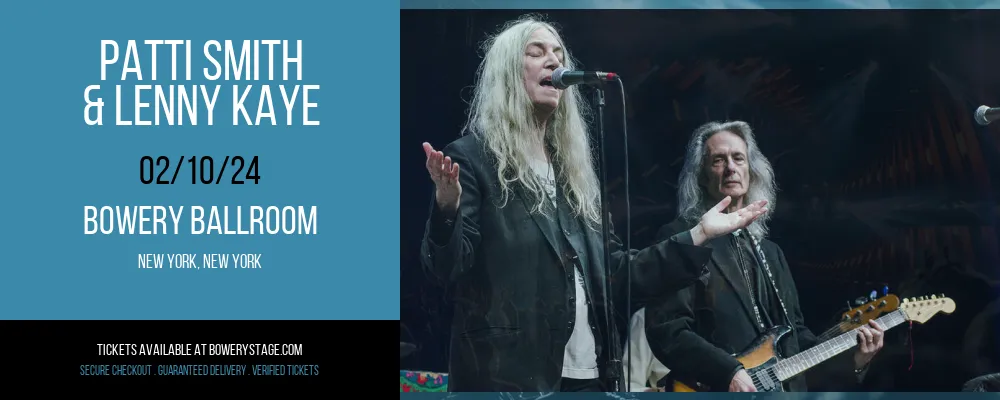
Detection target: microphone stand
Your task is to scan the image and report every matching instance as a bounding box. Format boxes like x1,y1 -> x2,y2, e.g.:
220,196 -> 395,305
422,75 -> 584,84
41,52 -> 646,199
594,82 -> 623,392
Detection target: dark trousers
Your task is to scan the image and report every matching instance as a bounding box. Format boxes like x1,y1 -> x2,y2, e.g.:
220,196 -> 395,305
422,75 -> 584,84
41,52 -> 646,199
561,377 -> 603,392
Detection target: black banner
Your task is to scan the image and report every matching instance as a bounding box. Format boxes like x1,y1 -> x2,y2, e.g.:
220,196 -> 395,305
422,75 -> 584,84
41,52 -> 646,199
1,320 -> 394,386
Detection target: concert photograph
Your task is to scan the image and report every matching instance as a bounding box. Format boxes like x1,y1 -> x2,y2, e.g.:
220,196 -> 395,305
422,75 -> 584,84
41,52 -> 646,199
400,3 -> 1000,394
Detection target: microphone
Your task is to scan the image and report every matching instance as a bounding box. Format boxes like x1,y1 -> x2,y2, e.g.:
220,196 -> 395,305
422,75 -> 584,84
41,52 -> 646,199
974,105 -> 1000,126
551,67 -> 617,89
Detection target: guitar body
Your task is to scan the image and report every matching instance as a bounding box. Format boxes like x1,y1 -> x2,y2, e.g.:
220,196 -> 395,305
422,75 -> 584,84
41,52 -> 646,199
671,325 -> 792,392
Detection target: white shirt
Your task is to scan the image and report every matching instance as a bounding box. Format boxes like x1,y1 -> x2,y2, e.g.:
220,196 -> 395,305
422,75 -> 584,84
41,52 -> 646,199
529,158 -> 598,380
622,308 -> 671,391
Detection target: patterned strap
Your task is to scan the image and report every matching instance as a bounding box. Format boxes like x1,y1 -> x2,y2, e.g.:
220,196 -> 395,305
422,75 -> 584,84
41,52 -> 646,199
736,229 -> 792,328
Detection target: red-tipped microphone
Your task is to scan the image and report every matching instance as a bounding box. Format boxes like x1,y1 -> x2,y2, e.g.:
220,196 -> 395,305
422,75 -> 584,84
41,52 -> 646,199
551,67 -> 617,89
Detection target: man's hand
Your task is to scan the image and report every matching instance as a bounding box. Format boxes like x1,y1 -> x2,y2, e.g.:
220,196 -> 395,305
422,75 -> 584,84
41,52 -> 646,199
854,320 -> 885,369
730,369 -> 757,392
423,142 -> 461,215
690,196 -> 768,245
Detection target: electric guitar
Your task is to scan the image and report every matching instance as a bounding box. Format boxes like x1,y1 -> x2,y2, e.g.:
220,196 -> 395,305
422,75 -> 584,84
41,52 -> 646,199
671,295 -> 955,392
650,294 -> 899,392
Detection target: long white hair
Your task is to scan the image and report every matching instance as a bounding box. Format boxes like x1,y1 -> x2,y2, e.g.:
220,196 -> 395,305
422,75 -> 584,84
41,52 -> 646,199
676,121 -> 778,238
462,14 -> 601,225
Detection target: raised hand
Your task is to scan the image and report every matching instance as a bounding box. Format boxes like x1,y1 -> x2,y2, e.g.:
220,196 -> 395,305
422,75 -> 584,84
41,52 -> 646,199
423,142 -> 461,215
691,196 -> 768,245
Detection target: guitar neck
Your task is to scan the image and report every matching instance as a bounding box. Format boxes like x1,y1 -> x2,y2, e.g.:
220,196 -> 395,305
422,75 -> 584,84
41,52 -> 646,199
774,309 -> 907,381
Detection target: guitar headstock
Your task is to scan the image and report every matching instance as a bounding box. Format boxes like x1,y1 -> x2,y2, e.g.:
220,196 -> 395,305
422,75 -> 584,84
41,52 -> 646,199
841,294 -> 901,326
900,294 -> 956,323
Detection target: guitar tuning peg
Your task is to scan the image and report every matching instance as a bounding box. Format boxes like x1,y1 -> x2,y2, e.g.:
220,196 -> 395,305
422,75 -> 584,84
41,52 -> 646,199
930,295 -> 936,299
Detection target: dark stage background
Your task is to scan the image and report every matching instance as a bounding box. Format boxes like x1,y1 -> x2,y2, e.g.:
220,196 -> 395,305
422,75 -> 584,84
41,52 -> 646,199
400,9 -> 1000,392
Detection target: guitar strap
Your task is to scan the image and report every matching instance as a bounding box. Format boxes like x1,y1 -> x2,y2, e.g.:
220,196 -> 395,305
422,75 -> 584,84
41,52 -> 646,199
740,229 -> 795,339
743,229 -> 798,393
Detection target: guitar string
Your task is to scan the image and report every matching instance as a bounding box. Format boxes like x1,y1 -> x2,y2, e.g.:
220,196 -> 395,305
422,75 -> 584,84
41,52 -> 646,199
818,321 -> 853,341
818,310 -> 879,341
786,305 -> 919,382
783,310 -> 906,378
819,293 -> 900,339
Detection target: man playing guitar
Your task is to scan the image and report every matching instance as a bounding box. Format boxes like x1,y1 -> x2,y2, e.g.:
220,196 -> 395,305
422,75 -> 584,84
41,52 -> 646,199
645,121 -> 886,392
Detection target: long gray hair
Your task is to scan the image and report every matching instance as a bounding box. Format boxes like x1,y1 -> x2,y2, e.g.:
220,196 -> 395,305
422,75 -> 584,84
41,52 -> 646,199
676,121 -> 777,238
462,14 -> 601,225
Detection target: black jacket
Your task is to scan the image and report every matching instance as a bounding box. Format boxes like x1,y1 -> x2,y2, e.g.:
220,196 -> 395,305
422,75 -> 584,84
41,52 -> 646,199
420,134 -> 713,391
645,218 -> 860,392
